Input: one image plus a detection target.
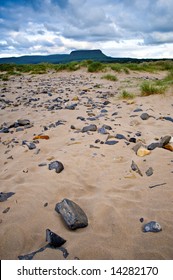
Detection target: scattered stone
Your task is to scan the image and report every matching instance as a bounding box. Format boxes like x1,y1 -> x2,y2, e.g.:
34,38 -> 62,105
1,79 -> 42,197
129,137 -> 136,143
65,104 -> 77,110
131,160 -> 143,176
105,140 -> 119,145
140,218 -> 144,223
48,161 -> 64,173
70,125 -> 76,129
33,135 -> 49,140
134,108 -> 143,112
159,135 -> 171,147
137,147 -> 151,157
140,113 -> 150,120
163,116 -> 173,123
98,127 -> 108,135
77,116 -> 85,121
2,207 -> 10,214
115,133 -> 127,140
46,229 -> 66,247
0,192 -> 15,202
82,124 -> 97,133
147,142 -> 160,150
17,119 -> 30,126
22,140 -> 36,150
132,142 -> 144,154
55,198 -> 88,230
146,167 -> 153,176
44,202 -> 48,207
102,124 -> 112,130
38,163 -> 47,167
143,221 -> 162,233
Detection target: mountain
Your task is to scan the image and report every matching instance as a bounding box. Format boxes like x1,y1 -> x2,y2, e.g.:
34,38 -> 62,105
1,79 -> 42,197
0,49 -> 171,64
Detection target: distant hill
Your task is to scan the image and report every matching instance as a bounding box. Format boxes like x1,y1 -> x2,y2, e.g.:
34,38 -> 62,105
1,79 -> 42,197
0,49 -> 172,64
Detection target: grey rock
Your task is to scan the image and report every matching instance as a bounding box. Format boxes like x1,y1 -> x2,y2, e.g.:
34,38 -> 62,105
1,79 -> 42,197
22,140 -> 36,150
115,133 -> 127,140
140,113 -> 150,120
0,192 -> 15,202
105,140 -> 119,145
143,221 -> 162,232
17,119 -> 31,126
131,160 -> 143,176
102,124 -> 112,130
98,127 -> 108,135
134,108 -> 143,112
147,142 -> 160,150
48,161 -> 64,173
77,116 -> 85,121
82,124 -> 97,133
65,104 -> 77,110
145,167 -> 153,176
159,135 -> 171,147
55,198 -> 88,230
46,229 -> 66,247
163,117 -> 173,123
132,142 -> 145,154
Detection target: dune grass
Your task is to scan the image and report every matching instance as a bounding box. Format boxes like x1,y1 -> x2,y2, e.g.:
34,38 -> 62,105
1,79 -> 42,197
140,81 -> 167,96
101,74 -> 118,81
119,90 -> 135,99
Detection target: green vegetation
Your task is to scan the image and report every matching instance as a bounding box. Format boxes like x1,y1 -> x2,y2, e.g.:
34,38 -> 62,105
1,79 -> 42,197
87,61 -> 105,72
119,90 -> 135,99
101,74 -> 118,81
140,81 -> 166,96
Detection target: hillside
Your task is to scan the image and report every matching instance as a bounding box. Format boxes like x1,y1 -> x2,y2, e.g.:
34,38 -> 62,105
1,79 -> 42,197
0,49 -> 172,64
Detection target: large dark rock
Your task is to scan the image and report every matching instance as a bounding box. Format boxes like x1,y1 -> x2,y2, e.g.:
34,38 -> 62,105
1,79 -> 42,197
0,192 -> 15,202
159,135 -> 171,147
17,119 -> 31,126
55,198 -> 88,230
82,124 -> 97,132
46,229 -> 66,247
48,161 -> 64,173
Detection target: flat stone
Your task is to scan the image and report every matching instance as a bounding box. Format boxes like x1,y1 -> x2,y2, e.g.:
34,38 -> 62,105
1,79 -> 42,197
98,127 -> 108,134
46,229 -> 66,247
82,124 -> 97,132
0,192 -> 15,202
105,140 -> 119,145
48,161 -> 64,173
55,198 -> 88,230
22,140 -> 36,150
115,133 -> 127,140
17,119 -> 31,126
146,167 -> 154,176
159,135 -> 171,147
147,142 -> 160,150
137,147 -> 151,157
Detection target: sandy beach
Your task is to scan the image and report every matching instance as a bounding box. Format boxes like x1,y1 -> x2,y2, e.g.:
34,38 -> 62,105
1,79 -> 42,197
0,68 -> 173,260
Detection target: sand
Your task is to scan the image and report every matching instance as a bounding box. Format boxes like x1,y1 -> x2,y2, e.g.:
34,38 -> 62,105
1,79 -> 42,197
0,69 -> 173,260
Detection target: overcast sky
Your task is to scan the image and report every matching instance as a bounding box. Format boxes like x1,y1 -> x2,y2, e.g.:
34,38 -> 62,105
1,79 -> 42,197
0,0 -> 173,58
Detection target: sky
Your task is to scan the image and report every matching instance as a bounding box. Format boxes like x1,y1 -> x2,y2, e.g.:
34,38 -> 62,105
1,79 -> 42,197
0,0 -> 173,58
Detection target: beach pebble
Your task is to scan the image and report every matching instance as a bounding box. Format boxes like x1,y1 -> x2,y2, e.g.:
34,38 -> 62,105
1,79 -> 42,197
17,119 -> 30,126
98,127 -> 108,134
0,192 -> 15,202
159,135 -> 171,147
163,144 -> 173,152
55,198 -> 88,230
140,113 -> 150,120
137,147 -> 151,157
48,161 -> 64,173
147,142 -> 160,150
105,140 -> 119,145
22,140 -> 36,150
82,124 -> 97,132
143,221 -> 162,233
146,167 -> 153,176
115,133 -> 127,140
46,229 -> 66,247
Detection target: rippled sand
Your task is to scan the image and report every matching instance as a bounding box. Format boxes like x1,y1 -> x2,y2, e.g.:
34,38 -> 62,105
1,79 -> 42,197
0,69 -> 173,259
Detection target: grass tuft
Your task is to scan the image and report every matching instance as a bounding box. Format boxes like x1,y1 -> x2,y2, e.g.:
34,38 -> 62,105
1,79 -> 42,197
140,81 -> 166,96
101,74 -> 118,81
119,90 -> 135,99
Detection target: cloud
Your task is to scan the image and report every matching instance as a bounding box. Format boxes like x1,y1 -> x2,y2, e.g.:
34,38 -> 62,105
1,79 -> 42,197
0,0 -> 173,58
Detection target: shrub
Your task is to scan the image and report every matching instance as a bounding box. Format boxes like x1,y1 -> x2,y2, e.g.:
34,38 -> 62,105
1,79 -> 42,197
101,74 -> 118,81
87,61 -> 105,72
140,81 -> 166,96
120,90 -> 135,99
